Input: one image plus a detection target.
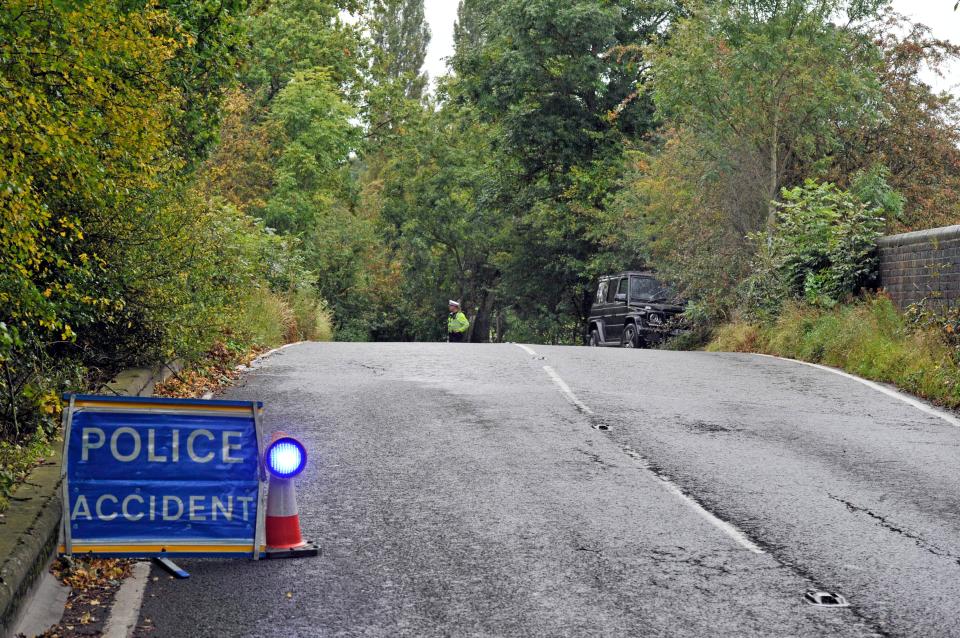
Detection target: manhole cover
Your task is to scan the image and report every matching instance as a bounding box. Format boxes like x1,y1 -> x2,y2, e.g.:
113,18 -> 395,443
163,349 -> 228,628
804,591 -> 850,607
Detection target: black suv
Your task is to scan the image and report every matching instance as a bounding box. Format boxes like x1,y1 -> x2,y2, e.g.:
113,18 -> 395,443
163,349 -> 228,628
587,272 -> 687,348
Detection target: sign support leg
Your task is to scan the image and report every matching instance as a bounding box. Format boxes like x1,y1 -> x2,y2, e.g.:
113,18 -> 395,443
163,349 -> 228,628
152,557 -> 190,579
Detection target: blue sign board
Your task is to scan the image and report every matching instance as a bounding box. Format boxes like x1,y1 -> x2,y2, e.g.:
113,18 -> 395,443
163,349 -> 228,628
60,395 -> 267,559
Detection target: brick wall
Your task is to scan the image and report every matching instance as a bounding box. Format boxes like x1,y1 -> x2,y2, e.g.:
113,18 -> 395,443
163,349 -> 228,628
878,225 -> 960,310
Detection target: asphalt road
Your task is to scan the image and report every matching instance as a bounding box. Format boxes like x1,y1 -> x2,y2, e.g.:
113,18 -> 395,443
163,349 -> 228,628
135,342 -> 960,637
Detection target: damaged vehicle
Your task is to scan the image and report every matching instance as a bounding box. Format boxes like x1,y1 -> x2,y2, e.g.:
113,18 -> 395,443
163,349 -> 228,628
586,271 -> 688,348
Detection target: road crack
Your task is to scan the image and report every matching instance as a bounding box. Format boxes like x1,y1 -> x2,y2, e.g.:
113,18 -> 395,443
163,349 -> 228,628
830,494 -> 960,567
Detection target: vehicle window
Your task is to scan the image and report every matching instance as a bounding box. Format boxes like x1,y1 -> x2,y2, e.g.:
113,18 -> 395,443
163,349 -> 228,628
630,277 -> 659,301
596,281 -> 608,305
616,278 -> 628,299
630,277 -> 674,302
606,279 -> 619,303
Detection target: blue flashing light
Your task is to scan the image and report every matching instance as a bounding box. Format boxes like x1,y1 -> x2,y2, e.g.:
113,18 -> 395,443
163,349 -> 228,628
266,437 -> 307,479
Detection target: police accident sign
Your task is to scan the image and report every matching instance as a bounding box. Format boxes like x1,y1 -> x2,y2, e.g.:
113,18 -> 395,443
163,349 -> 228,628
59,395 -> 267,559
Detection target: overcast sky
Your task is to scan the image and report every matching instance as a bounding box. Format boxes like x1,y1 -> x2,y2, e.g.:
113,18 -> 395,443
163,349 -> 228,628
422,0 -> 960,95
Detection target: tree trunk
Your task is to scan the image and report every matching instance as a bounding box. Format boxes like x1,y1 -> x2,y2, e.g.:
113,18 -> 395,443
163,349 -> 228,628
767,106 -> 780,230
470,289 -> 496,343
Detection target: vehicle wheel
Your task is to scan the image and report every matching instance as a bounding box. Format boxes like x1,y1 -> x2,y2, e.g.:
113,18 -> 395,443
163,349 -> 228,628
622,324 -> 640,348
589,329 -> 600,347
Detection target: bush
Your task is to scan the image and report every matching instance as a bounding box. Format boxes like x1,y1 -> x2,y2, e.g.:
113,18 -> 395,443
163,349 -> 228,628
290,288 -> 334,342
741,179 -> 887,316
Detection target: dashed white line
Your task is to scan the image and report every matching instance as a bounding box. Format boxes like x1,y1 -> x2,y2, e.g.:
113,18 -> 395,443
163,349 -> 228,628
543,365 -> 594,415
756,353 -> 960,429
655,470 -> 765,554
513,343 -> 538,356
539,361 -> 764,554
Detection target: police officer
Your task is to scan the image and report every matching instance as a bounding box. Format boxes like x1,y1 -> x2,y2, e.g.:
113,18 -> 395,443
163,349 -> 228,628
447,300 -> 470,342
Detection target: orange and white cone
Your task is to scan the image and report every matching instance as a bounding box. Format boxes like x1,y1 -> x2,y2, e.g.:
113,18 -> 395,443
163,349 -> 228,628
264,433 -> 318,558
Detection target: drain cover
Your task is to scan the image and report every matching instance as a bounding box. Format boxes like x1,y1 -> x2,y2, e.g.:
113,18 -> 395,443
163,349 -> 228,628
804,591 -> 850,607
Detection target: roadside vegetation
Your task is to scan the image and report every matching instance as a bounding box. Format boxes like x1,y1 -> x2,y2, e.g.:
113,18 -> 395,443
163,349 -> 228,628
2,0 -> 960,500
710,297 -> 960,409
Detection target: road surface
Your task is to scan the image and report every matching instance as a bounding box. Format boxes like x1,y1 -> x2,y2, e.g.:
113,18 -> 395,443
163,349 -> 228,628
134,342 -> 960,637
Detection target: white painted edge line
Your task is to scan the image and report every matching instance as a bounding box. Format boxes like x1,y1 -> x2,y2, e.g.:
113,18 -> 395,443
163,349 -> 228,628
513,343 -> 538,356
755,353 -> 960,429
542,365 -> 594,415
656,475 -> 765,554
250,341 -> 307,367
103,561 -> 151,638
540,364 -> 762,554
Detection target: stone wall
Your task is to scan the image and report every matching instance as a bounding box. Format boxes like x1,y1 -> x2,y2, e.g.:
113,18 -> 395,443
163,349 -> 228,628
878,225 -> 960,310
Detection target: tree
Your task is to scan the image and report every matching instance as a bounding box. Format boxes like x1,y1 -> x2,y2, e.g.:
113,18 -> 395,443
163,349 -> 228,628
124,0 -> 251,165
244,0 -> 364,101
648,0 -> 884,230
826,14 -> 960,232
453,0 -> 496,55
376,93 -> 516,342
368,0 -> 431,99
451,0 -> 675,341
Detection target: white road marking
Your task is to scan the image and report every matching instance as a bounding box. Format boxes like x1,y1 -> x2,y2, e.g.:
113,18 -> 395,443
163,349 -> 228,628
103,561 -> 151,638
756,353 -> 960,429
513,343 -> 538,356
541,364 -> 764,554
251,341 -> 306,367
655,467 -> 765,554
543,365 -> 594,415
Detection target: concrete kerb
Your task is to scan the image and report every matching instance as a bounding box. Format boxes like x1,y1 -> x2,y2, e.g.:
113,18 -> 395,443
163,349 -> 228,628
0,449 -> 63,638
0,364 -> 172,638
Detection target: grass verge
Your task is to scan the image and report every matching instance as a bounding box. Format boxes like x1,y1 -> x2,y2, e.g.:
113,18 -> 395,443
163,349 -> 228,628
708,296 -> 960,409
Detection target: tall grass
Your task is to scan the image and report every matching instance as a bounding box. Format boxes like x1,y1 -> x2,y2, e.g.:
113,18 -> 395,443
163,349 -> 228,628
709,296 -> 960,409
234,289 -> 334,348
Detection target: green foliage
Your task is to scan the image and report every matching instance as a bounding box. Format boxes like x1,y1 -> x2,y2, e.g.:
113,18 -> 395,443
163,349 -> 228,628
709,296 -> 960,408
265,70 -> 359,234
640,0 -> 886,325
131,0 -> 251,164
375,97 -> 515,341
244,0 -> 363,100
368,0 -> 431,98
742,180 -> 886,314
0,0 -> 182,439
826,17 -> 960,232
0,0 -> 323,447
649,0 -> 883,214
442,0 -> 674,340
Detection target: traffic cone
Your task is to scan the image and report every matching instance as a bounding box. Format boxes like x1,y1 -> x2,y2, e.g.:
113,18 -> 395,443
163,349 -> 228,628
264,432 -> 319,559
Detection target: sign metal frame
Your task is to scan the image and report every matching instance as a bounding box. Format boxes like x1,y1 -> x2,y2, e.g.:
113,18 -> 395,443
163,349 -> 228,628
59,394 -> 267,559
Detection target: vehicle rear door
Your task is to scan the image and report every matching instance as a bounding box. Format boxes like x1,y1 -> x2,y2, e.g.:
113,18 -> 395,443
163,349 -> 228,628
606,277 -> 629,342
590,279 -> 610,339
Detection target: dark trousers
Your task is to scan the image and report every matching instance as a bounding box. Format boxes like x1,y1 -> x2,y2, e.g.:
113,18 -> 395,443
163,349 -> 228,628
448,332 -> 465,343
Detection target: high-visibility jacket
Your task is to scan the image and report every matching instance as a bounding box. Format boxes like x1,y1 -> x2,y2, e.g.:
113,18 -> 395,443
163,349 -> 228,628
448,311 -> 469,334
